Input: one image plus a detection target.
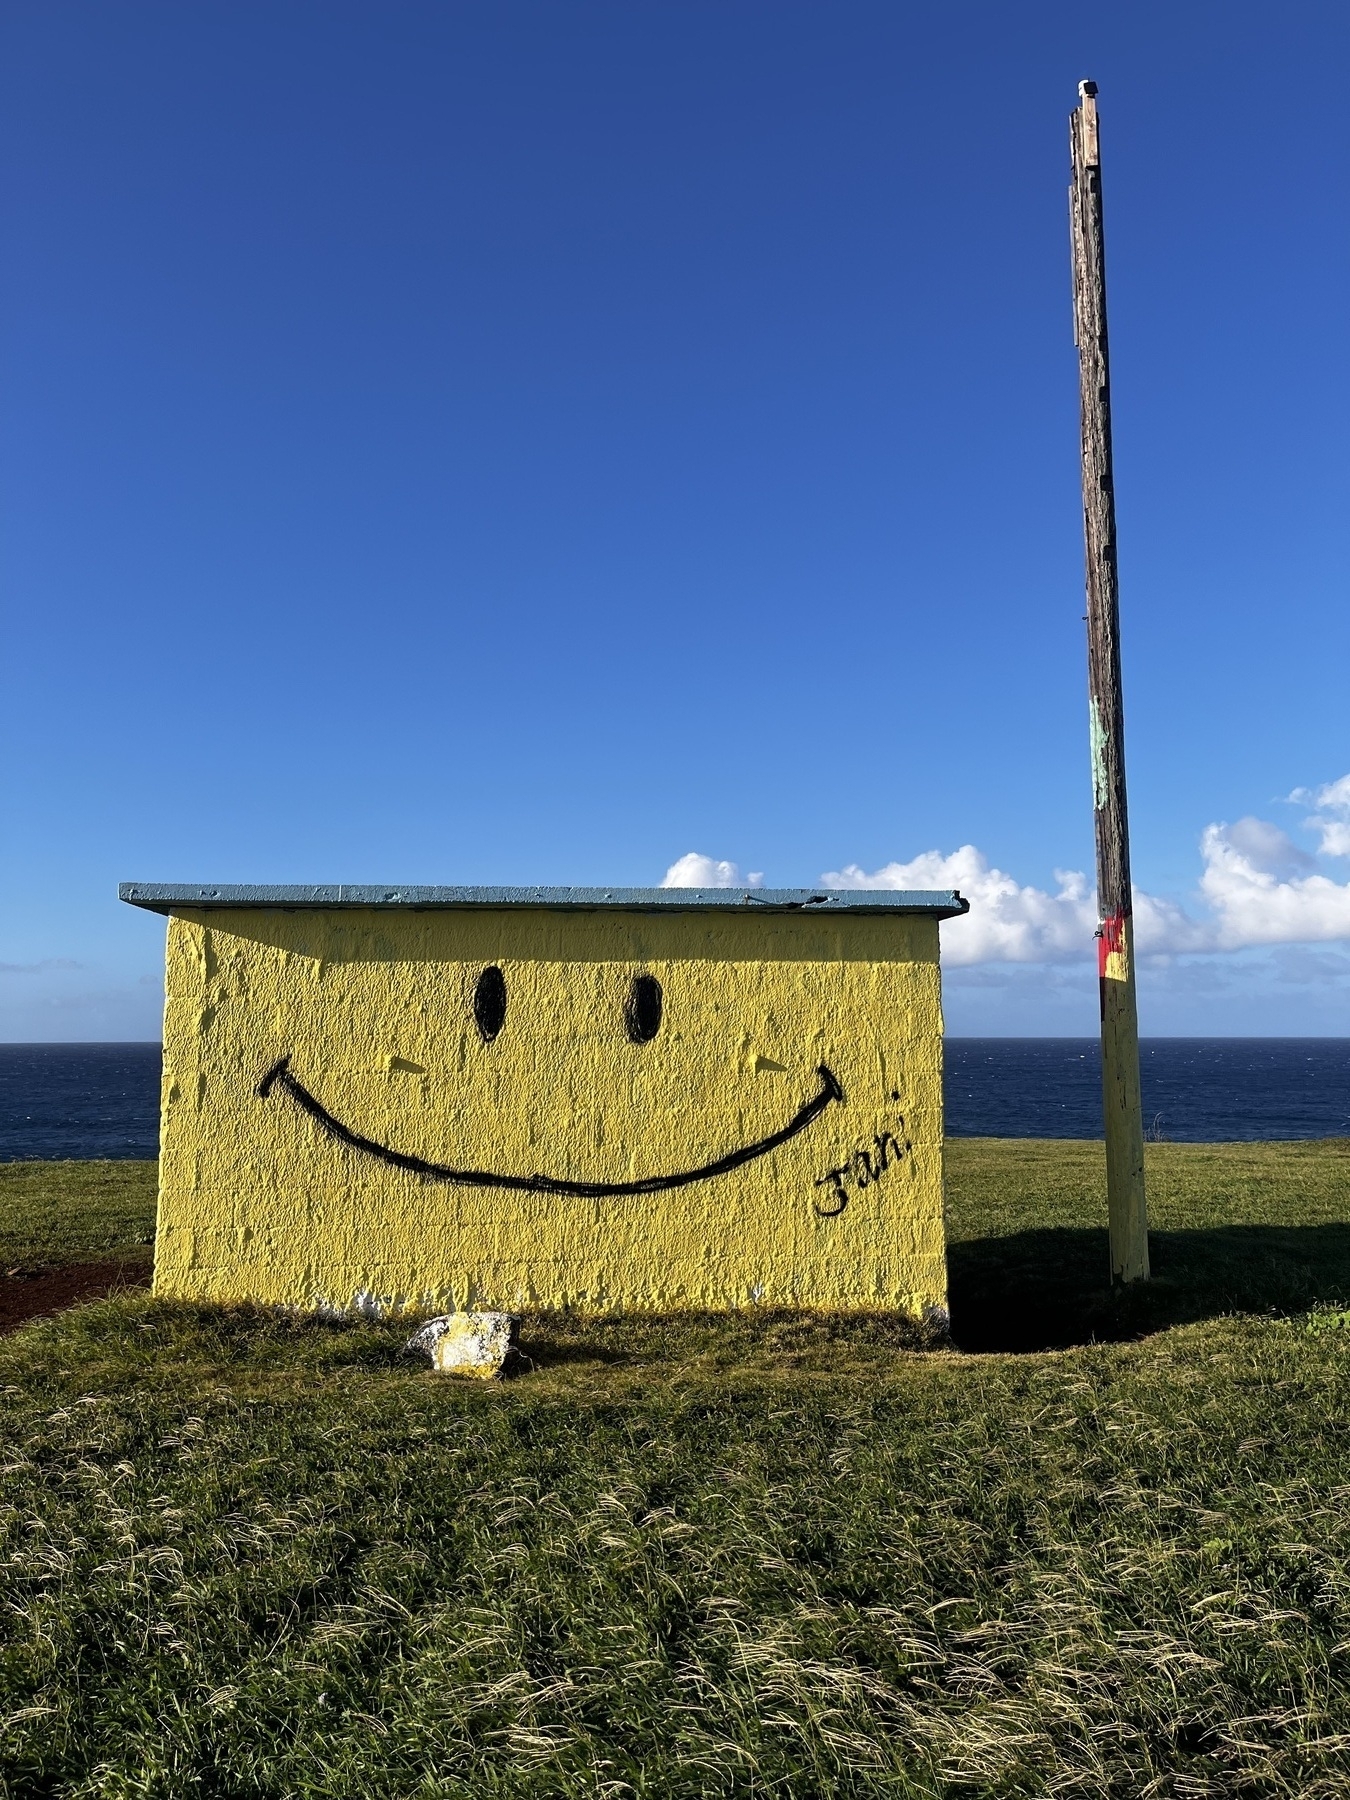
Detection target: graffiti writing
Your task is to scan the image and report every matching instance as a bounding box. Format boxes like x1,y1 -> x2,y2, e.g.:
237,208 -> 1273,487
814,1096 -> 911,1217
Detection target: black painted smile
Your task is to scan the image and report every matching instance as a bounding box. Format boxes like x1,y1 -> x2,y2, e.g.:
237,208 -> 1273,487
257,1055 -> 845,1198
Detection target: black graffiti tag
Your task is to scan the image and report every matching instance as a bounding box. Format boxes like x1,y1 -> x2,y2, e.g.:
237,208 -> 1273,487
814,1096 -> 912,1217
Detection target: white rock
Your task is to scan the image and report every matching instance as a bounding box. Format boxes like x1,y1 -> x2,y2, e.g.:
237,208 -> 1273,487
406,1312 -> 521,1379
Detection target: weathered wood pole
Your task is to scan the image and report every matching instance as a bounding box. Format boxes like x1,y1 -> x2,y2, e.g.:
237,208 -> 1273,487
1069,79 -> 1149,1283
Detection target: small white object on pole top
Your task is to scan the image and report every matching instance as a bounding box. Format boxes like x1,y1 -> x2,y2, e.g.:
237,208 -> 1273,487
1077,79 -> 1100,165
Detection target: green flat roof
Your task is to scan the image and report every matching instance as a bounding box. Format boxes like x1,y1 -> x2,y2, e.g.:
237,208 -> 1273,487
120,882 -> 968,918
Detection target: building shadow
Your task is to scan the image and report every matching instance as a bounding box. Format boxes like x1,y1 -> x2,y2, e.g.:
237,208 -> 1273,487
948,1222 -> 1350,1353
514,1336 -> 631,1371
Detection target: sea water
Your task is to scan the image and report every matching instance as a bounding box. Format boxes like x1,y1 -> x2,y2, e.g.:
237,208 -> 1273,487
0,1039 -> 1347,1160
945,1038 -> 1350,1141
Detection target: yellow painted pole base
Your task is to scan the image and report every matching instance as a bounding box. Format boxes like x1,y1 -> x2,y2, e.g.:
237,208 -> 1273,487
1100,915 -> 1149,1284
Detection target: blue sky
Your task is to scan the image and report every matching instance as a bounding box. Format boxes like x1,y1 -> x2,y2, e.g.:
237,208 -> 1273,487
2,0 -> 1346,1040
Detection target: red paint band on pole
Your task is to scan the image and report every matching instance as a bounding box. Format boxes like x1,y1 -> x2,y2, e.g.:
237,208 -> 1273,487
1097,911 -> 1127,980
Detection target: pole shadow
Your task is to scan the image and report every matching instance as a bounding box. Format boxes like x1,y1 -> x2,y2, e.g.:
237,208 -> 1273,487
947,1222 -> 1350,1353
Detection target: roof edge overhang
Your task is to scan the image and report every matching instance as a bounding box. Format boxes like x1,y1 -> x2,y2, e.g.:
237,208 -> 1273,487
119,882 -> 970,920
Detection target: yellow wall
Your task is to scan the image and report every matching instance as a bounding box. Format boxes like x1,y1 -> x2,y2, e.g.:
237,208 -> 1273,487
155,906 -> 949,1320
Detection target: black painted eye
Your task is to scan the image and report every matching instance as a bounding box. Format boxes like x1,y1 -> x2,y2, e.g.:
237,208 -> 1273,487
624,972 -> 663,1043
473,965 -> 507,1042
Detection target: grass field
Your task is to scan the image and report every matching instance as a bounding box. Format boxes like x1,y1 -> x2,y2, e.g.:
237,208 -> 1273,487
2,1140 -> 1349,1797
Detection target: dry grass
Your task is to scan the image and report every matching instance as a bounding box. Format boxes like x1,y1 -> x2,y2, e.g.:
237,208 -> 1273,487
1,1139 -> 1348,1797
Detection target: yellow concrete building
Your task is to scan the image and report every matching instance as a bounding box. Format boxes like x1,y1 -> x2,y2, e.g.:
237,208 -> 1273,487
121,883 -> 967,1322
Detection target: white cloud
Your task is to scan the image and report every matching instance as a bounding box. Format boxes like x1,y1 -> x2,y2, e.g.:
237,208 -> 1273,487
1290,774 -> 1350,858
1219,816 -> 1314,875
1130,888 -> 1215,956
1198,820 -> 1350,947
1290,774 -> 1350,812
821,773 -> 1350,966
822,846 -> 1097,965
661,853 -> 763,889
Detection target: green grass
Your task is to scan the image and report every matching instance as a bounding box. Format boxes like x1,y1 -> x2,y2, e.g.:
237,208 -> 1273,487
0,1160 -> 156,1270
946,1138 -> 1350,1349
1,1140 -> 1349,1798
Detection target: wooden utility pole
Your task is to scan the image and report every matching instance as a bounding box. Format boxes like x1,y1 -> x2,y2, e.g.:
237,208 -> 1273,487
1069,79 -> 1149,1284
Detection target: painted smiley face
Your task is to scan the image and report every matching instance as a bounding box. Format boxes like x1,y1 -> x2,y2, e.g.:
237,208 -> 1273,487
148,900 -> 950,1318
256,962 -> 848,1199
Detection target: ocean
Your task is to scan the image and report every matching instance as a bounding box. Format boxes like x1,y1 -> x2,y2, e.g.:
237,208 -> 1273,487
1,1039 -> 1347,1161
946,1038 -> 1350,1142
